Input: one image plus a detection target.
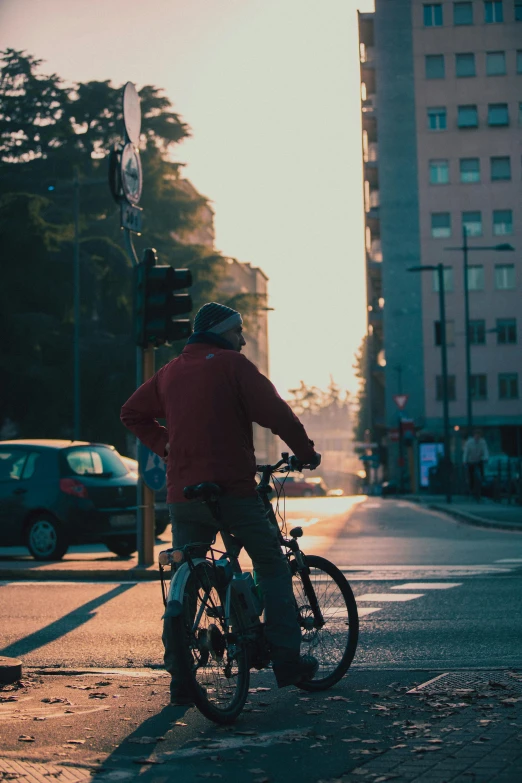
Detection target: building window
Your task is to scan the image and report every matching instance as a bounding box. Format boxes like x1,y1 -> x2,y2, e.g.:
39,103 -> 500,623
429,159 -> 449,184
516,1 -> 522,20
488,104 -> 509,126
460,158 -> 480,183
454,2 -> 474,24
425,55 -> 445,79
470,375 -> 488,401
486,51 -> 506,75
436,375 -> 456,401
484,1 -> 503,23
517,51 -> 522,73
496,318 -> 517,344
431,212 -> 451,238
495,264 -> 515,289
458,105 -> 478,128
467,265 -> 484,291
456,53 -> 476,77
434,320 -> 455,346
490,157 -> 511,180
493,209 -> 513,235
433,266 -> 454,291
499,373 -> 518,399
427,106 -> 447,130
463,211 -> 482,237
424,4 -> 443,25
469,320 -> 486,344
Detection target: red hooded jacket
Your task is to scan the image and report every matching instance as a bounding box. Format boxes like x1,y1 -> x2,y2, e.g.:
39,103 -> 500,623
120,342 -> 316,502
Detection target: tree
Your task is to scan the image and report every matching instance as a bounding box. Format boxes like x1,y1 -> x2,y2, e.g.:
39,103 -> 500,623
0,50 -> 264,450
352,335 -> 370,442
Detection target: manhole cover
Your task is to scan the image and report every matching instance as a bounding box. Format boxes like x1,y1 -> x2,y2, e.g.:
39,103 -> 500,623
408,670 -> 522,695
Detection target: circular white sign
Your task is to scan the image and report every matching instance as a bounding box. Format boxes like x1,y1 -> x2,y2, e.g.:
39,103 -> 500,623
120,143 -> 143,205
123,82 -> 141,144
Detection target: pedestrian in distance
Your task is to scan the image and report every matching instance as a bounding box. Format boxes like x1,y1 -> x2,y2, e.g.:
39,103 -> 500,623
463,428 -> 489,501
120,302 -> 321,705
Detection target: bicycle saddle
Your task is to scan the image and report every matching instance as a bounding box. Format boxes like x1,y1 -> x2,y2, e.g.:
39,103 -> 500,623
183,482 -> 224,501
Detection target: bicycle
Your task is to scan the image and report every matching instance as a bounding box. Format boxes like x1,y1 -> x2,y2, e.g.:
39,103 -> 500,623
158,452 -> 359,724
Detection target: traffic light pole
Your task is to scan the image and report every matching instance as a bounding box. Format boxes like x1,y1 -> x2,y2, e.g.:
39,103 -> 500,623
124,230 -> 156,567
140,344 -> 156,567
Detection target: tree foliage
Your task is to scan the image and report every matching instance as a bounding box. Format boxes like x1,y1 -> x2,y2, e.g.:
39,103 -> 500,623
352,335 -> 369,442
0,49 -> 258,451
287,377 -> 347,417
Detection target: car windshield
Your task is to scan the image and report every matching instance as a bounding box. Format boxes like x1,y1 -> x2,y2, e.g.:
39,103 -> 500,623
63,447 -> 128,478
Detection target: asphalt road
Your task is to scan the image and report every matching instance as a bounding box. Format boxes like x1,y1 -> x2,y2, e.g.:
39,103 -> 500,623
2,498 -> 522,782
1,497 -> 521,670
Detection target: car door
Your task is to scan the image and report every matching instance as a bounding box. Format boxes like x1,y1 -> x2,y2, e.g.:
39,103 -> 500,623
0,448 -> 31,545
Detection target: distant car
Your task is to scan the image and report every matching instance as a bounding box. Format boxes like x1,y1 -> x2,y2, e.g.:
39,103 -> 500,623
276,474 -> 328,497
0,440 -> 170,561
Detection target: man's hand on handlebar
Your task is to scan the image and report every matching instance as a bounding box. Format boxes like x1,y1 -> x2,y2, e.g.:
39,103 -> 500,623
288,452 -> 321,472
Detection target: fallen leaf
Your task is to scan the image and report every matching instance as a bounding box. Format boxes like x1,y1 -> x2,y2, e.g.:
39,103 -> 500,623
41,697 -> 68,704
172,721 -> 188,726
128,736 -> 166,744
88,692 -> 109,699
18,735 -> 35,742
325,696 -> 351,702
0,696 -> 18,702
66,740 -> 86,745
132,759 -> 164,765
413,746 -> 441,753
305,709 -> 324,715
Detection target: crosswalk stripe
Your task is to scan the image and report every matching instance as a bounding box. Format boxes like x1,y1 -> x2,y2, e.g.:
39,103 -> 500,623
358,607 -> 382,617
356,592 -> 424,602
390,582 -> 462,590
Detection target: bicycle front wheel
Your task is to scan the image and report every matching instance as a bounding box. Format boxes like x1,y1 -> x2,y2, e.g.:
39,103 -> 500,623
291,555 -> 359,691
172,561 -> 250,723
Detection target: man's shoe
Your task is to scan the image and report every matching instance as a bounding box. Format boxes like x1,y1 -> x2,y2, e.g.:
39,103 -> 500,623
273,654 -> 319,688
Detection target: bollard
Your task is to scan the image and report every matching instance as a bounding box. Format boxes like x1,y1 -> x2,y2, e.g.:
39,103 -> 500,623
0,656 -> 22,684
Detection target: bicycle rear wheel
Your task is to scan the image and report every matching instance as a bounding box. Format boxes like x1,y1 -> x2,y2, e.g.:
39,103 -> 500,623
291,555 -> 358,691
172,561 -> 250,723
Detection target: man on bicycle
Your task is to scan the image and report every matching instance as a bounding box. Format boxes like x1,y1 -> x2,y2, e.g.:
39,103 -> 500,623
121,302 -> 321,704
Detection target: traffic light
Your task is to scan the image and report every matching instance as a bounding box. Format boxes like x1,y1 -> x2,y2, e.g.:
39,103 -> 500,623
134,248 -> 193,348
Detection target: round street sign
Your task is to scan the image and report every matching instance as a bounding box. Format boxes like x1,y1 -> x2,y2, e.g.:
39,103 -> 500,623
123,82 -> 141,144
138,443 -> 167,492
120,142 -> 143,205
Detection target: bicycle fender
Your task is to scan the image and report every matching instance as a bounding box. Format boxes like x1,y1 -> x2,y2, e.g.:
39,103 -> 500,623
163,558 -> 207,619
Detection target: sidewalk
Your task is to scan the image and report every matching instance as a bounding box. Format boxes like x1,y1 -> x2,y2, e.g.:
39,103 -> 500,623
404,494 -> 522,532
1,666 -> 521,783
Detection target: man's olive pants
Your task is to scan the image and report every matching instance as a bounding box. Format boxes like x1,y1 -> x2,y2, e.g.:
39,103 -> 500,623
163,495 -> 302,690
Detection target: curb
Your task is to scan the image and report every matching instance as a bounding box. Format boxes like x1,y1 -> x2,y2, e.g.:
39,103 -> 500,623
0,567 -> 162,582
427,503 -> 522,532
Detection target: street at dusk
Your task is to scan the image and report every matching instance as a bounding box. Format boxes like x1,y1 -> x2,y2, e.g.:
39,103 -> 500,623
1,499 -> 522,781
2,0 -> 522,781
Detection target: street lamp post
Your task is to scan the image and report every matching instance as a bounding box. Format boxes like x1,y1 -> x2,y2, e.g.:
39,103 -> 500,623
444,235 -> 515,434
408,263 -> 452,503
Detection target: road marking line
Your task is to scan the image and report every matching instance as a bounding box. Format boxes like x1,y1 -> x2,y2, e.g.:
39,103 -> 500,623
390,582 -> 462,590
357,607 -> 382,617
356,593 -> 424,602
495,558 -> 522,563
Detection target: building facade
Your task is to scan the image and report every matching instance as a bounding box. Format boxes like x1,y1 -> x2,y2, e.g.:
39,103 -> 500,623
218,258 -> 277,463
359,0 -> 522,486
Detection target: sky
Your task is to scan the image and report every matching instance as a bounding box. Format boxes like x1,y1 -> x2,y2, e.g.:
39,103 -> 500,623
0,0 -> 374,398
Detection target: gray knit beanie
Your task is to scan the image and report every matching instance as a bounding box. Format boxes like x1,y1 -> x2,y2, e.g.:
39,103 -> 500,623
193,302 -> 243,335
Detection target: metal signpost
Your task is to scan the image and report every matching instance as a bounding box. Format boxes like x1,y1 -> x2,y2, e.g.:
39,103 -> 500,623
108,82 -> 154,566
108,81 -> 193,566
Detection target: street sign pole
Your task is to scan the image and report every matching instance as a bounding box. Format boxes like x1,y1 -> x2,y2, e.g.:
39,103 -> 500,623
140,345 -> 156,566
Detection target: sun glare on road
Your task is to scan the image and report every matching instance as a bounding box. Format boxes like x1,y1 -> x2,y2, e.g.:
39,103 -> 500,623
278,496 -> 366,517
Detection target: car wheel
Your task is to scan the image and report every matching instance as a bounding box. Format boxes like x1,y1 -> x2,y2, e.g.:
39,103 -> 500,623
106,537 -> 137,558
25,514 -> 68,561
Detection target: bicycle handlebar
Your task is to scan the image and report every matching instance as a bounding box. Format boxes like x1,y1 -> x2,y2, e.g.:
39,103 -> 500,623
256,452 -> 314,475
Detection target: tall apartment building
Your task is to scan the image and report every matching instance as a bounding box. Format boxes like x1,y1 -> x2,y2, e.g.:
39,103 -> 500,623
359,0 -> 522,486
